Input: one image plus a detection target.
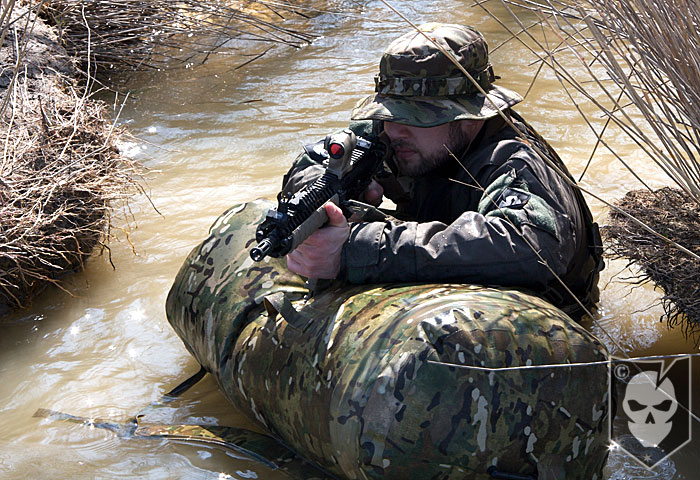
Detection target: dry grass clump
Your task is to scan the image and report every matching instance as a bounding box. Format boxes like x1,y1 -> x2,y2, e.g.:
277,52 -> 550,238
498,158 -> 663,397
604,188 -> 700,337
1,3 -> 140,312
42,0 -> 317,72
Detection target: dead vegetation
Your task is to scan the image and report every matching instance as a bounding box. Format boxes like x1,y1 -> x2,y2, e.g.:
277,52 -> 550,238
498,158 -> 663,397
42,0 -> 318,72
1,2 -> 140,312
604,188 -> 700,336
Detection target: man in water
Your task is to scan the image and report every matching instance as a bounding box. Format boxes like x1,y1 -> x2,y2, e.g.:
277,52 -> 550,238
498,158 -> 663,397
282,23 -> 603,320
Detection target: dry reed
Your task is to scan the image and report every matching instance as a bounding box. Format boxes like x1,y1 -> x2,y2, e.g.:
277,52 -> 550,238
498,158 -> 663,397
492,0 -> 700,201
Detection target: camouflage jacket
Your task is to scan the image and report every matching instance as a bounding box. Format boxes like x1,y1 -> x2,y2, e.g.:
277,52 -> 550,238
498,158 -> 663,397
282,112 -> 603,319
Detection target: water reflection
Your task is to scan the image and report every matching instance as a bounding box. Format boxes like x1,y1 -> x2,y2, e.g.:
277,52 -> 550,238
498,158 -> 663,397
1,0 -> 697,478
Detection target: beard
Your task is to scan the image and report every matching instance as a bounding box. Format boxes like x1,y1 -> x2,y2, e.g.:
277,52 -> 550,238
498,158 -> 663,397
392,122 -> 473,177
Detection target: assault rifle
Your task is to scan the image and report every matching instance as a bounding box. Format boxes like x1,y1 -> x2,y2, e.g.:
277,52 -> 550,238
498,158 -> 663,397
250,129 -> 387,262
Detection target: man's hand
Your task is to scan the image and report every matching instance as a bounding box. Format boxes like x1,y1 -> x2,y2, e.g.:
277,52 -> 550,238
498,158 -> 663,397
286,202 -> 350,279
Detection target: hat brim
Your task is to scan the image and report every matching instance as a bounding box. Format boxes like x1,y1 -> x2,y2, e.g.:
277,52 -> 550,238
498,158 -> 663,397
350,85 -> 523,127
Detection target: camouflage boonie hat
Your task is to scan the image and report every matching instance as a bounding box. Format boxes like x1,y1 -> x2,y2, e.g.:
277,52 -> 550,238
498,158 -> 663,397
351,23 -> 523,127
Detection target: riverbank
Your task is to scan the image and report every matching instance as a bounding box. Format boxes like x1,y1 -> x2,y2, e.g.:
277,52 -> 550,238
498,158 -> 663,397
0,4 -> 139,312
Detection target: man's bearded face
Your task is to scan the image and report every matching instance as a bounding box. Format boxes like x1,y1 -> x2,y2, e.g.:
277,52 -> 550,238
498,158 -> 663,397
384,120 -> 480,176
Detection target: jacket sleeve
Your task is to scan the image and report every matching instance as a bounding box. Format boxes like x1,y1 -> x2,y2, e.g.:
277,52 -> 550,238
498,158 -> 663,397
339,152 -> 579,292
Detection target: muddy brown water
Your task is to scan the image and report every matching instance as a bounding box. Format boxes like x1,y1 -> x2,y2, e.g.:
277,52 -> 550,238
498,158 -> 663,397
1,1 -> 698,478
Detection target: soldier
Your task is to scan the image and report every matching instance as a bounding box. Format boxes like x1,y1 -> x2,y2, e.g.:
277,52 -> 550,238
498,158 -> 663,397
283,22 -> 604,321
